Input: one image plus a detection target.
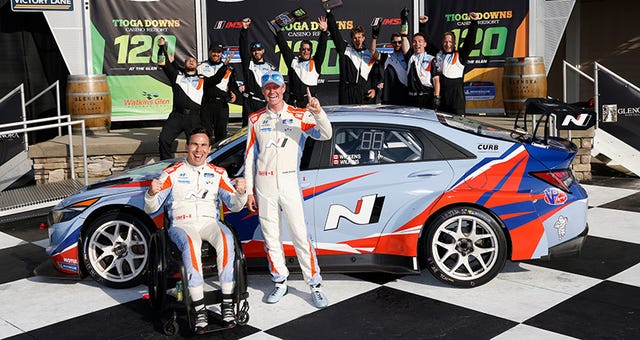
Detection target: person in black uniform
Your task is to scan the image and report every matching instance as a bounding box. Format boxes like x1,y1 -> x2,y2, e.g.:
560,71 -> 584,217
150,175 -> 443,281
239,18 -> 275,126
434,12 -> 479,115
156,37 -> 203,160
369,10 -> 411,105
405,15 -> 439,109
198,41 -> 240,143
271,16 -> 329,108
325,8 -> 378,105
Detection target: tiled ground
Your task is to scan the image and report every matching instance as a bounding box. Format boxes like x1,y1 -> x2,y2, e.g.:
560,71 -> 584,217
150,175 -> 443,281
1,179 -> 639,339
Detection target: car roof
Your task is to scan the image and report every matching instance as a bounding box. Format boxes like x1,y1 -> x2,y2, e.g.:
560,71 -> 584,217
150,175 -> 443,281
323,105 -> 440,123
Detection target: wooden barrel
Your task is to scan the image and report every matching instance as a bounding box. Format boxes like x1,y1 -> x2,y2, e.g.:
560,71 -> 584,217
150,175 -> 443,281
502,57 -> 547,116
66,74 -> 112,134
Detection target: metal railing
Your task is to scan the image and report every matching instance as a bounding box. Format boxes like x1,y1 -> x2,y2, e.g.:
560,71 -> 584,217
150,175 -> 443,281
0,116 -> 89,185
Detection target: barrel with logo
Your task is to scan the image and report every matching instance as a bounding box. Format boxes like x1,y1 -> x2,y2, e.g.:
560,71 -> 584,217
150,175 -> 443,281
502,57 -> 547,116
66,74 -> 112,134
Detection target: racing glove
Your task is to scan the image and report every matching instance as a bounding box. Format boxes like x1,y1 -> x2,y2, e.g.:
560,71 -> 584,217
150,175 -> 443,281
371,17 -> 382,39
433,95 -> 441,110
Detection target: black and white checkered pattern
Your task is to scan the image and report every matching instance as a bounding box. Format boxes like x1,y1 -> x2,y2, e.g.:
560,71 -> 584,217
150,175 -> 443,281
1,179 -> 639,339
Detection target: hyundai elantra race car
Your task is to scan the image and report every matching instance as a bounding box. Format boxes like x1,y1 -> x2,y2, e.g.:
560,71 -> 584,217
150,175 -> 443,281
36,106 -> 588,289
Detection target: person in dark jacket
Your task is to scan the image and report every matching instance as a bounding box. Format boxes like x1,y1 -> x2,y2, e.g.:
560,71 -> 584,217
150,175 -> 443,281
239,18 -> 275,126
271,16 -> 329,108
198,41 -> 240,143
326,8 -> 379,105
434,12 -> 480,115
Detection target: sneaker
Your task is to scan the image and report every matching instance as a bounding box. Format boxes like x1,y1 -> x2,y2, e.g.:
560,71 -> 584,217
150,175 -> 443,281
221,302 -> 236,325
194,306 -> 208,334
266,280 -> 288,304
310,283 -> 328,309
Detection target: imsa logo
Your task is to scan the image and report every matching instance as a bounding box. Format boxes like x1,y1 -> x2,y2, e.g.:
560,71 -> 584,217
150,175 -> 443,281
324,194 -> 385,230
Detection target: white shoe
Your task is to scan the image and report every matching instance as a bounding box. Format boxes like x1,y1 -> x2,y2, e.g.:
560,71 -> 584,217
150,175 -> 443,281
310,284 -> 328,309
266,280 -> 288,304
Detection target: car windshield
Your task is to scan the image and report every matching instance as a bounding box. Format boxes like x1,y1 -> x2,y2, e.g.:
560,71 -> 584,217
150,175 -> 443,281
437,113 -> 529,143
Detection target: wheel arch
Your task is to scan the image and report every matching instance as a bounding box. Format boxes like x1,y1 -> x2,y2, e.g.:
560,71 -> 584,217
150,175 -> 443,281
416,202 -> 513,269
80,204 -> 157,239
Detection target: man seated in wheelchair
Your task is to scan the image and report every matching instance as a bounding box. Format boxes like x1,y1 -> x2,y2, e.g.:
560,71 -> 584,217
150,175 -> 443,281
145,127 -> 248,332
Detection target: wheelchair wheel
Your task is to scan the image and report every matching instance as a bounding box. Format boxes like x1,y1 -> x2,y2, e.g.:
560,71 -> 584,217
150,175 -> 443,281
147,230 -> 168,313
163,318 -> 179,336
179,263 -> 193,325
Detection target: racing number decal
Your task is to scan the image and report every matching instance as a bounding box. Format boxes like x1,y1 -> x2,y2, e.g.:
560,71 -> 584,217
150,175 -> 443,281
324,194 -> 385,230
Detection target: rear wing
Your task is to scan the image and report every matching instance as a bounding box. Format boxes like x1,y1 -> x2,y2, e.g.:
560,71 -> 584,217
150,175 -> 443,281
513,98 -> 596,144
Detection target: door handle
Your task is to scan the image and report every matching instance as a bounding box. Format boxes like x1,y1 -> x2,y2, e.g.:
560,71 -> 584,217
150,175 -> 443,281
408,170 -> 444,177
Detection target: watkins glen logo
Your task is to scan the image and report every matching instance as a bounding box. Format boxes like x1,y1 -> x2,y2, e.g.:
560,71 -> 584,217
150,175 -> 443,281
123,91 -> 170,107
543,188 -> 567,205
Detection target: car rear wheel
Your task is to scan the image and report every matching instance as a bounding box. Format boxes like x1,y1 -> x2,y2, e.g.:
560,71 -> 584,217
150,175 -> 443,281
82,211 -> 151,288
425,206 -> 507,288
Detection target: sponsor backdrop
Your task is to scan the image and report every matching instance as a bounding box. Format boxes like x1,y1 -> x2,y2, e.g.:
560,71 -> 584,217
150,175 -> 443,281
598,69 -> 640,151
0,89 -> 25,166
424,0 -> 529,113
204,0 -> 411,109
90,0 -> 197,119
91,0 -> 528,119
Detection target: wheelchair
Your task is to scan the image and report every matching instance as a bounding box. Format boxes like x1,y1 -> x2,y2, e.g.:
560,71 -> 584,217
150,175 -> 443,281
146,221 -> 249,336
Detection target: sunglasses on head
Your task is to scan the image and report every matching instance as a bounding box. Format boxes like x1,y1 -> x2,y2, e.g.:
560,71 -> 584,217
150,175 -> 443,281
261,72 -> 284,84
251,43 -> 264,50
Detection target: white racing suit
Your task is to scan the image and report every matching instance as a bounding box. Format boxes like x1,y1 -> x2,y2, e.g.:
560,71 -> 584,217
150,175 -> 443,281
144,160 -> 247,301
245,104 -> 332,285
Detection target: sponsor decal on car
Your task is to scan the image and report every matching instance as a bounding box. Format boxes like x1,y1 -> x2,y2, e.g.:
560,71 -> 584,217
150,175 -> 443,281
544,188 -> 568,205
554,215 -> 568,239
324,194 -> 385,230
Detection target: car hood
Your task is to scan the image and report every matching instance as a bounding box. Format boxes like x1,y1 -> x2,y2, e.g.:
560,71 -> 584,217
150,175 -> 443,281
58,159 -> 179,207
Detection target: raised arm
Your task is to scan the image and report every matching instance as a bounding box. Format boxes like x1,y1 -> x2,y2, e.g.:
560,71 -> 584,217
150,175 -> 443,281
458,12 -> 479,64
275,30 -> 295,69
313,16 -> 329,73
239,18 -> 252,72
326,10 -> 346,55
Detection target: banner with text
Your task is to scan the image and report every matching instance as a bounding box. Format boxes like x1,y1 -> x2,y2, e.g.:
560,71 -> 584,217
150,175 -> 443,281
90,0 -> 197,119
205,0 -> 408,106
598,69 -> 640,151
425,0 -> 529,113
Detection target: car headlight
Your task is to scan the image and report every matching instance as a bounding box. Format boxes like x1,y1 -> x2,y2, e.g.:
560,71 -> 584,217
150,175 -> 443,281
48,197 -> 100,225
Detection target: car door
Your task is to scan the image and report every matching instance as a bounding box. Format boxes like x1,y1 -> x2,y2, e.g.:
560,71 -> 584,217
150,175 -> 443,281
310,123 -> 455,257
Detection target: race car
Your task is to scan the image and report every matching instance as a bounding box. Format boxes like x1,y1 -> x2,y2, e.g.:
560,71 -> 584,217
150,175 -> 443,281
36,105 -> 588,289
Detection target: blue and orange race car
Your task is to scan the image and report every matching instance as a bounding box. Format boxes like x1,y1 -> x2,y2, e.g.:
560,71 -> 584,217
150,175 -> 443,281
37,106 -> 588,289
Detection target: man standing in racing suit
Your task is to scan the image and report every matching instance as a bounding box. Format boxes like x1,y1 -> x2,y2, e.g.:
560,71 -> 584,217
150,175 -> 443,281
434,12 -> 479,115
145,127 -> 248,333
271,16 -> 329,108
244,71 -> 332,308
326,8 -> 379,104
239,18 -> 275,126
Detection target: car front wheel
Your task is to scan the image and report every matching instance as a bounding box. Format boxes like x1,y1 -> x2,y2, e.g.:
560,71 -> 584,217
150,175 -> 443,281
425,206 -> 507,288
82,211 -> 151,288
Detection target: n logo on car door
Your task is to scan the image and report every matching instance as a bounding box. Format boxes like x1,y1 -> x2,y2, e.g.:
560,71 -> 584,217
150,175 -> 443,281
324,194 -> 385,230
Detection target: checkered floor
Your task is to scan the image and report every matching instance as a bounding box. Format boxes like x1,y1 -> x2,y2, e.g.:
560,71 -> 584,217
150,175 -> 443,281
1,177 -> 639,339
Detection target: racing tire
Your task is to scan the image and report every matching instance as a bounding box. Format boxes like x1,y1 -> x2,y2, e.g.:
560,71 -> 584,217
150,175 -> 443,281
424,206 -> 507,288
82,211 -> 151,289
147,231 -> 167,313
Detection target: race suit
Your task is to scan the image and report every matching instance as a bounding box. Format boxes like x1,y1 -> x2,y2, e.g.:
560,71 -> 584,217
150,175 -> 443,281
275,29 -> 329,108
434,19 -> 478,115
244,104 -> 332,285
326,11 -> 379,105
239,27 -> 274,126
198,60 -> 240,143
158,60 -> 203,160
144,161 -> 247,299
